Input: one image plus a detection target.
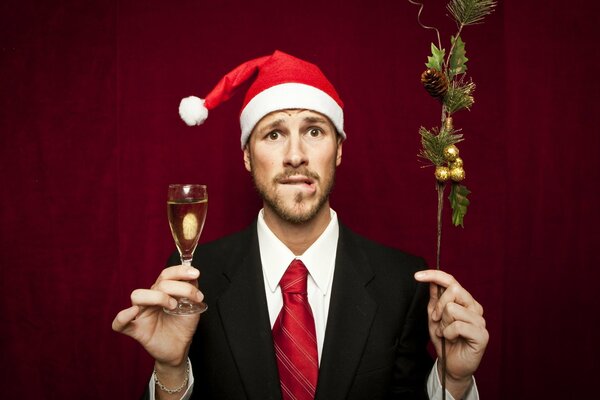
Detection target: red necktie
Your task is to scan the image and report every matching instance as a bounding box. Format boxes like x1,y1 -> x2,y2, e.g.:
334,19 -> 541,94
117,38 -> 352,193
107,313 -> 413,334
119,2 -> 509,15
273,259 -> 319,400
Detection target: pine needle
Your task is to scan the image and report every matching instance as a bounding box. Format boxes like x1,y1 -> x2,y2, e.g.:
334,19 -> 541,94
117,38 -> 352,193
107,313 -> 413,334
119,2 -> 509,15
419,127 -> 464,166
445,80 -> 476,114
447,0 -> 497,26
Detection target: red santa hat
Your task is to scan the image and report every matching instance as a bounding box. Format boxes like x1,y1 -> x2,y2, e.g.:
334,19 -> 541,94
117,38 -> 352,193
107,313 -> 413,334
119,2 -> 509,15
178,50 -> 345,149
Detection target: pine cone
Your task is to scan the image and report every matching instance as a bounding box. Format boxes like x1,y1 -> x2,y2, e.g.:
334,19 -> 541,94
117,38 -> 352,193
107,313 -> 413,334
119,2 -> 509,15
421,69 -> 448,100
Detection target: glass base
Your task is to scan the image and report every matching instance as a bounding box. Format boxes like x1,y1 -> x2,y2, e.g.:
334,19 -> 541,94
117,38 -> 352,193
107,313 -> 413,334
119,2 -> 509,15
163,298 -> 208,315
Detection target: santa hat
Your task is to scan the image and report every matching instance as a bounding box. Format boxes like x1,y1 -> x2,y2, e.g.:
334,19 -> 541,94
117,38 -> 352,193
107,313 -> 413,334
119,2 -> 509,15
178,50 -> 345,149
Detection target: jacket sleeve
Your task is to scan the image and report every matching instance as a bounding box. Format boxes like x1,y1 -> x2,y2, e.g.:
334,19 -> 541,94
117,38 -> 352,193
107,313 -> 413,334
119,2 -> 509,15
388,276 -> 433,399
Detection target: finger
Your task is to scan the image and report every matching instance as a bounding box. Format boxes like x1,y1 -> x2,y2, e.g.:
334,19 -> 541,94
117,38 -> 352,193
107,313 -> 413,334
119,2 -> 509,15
417,272 -> 457,315
437,282 -> 477,312
156,265 -> 200,283
426,281 -> 442,303
112,305 -> 140,332
437,302 -> 486,335
131,288 -> 179,310
474,300 -> 484,316
416,271 -> 480,320
415,269 -> 479,309
441,320 -> 489,348
414,269 -> 456,289
152,280 -> 204,303
430,285 -> 476,322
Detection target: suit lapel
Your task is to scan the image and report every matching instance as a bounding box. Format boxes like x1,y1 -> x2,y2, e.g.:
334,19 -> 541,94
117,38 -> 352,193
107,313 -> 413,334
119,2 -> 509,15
315,225 -> 377,399
216,227 -> 282,400
213,222 -> 378,399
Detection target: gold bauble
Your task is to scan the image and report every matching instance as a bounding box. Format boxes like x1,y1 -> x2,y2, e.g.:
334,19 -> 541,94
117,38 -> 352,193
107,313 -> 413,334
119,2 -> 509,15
450,166 -> 466,182
450,157 -> 464,169
443,144 -> 460,162
435,166 -> 450,182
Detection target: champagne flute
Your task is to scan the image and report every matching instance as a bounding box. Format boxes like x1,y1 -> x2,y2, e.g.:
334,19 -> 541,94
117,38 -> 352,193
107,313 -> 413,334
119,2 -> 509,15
165,184 -> 208,315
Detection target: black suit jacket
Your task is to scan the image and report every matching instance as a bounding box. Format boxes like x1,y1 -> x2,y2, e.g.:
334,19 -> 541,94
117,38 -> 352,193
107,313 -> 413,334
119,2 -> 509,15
158,221 -> 433,399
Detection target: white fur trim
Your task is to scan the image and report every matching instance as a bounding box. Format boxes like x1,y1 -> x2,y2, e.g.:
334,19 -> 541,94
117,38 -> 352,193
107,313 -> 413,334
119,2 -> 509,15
239,83 -> 345,148
179,96 -> 208,126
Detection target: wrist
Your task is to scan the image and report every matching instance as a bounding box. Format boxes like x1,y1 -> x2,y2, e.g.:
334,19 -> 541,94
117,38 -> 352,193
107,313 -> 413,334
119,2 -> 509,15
154,358 -> 190,396
155,357 -> 188,373
436,361 -> 473,399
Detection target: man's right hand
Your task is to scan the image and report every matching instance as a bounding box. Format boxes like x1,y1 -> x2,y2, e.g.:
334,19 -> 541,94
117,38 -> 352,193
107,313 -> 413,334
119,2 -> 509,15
112,265 -> 203,367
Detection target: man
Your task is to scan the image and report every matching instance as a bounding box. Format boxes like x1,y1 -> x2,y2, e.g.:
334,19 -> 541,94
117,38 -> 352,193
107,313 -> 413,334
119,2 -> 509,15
113,50 -> 488,400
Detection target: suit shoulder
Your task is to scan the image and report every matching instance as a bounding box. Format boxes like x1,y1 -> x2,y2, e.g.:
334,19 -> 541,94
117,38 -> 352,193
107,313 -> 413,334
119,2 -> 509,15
339,224 -> 427,272
168,222 -> 257,268
197,223 -> 255,258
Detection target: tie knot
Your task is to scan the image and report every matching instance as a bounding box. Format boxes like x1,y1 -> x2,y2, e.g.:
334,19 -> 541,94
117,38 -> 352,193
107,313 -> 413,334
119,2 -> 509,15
280,259 -> 308,294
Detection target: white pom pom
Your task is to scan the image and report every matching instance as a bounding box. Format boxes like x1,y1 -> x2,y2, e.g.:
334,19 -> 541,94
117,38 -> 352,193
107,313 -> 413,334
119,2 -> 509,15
179,96 -> 208,126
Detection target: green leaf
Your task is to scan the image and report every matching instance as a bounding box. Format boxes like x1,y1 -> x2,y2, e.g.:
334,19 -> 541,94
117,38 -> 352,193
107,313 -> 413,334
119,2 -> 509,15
425,43 -> 445,71
449,183 -> 471,227
448,36 -> 468,79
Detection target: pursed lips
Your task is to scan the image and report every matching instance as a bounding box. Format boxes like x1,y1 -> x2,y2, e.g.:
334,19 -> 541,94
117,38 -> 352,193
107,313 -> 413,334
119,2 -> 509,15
278,175 -> 315,186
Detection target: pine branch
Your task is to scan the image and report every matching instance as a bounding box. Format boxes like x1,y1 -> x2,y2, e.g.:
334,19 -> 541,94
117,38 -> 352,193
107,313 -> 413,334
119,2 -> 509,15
447,0 -> 497,26
419,127 -> 464,166
444,80 -> 475,114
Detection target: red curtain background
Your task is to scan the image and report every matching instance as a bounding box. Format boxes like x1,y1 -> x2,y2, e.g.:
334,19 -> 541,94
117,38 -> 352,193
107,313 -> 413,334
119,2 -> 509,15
1,1 -> 598,398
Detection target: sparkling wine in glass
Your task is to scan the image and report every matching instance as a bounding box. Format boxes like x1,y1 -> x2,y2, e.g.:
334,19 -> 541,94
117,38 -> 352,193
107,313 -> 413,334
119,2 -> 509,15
165,184 -> 208,315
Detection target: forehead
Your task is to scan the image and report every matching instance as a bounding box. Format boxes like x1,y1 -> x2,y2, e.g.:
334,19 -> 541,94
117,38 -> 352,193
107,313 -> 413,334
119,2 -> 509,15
253,109 -> 333,130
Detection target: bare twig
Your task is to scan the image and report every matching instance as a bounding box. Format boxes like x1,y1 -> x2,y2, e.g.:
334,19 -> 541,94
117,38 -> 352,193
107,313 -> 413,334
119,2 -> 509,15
407,0 -> 442,51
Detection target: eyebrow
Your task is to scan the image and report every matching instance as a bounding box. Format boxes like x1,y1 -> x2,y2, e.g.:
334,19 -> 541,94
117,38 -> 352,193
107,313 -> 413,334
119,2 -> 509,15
258,119 -> 285,132
259,115 -> 330,132
303,116 -> 329,125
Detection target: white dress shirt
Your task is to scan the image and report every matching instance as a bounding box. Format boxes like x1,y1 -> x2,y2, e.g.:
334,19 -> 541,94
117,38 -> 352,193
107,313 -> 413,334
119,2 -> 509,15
258,208 -> 338,364
150,208 -> 478,400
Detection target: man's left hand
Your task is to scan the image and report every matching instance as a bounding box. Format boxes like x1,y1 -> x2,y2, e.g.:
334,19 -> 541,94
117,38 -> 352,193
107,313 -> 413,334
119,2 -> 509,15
415,269 -> 489,398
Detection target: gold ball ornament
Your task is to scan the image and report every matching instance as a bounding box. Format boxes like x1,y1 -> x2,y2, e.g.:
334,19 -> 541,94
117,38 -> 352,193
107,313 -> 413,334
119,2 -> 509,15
443,145 -> 460,162
450,166 -> 466,182
435,166 -> 450,182
450,157 -> 464,169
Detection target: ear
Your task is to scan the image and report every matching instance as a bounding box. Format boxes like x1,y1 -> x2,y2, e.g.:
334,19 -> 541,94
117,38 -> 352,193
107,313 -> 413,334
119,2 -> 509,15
243,146 -> 252,172
335,137 -> 343,167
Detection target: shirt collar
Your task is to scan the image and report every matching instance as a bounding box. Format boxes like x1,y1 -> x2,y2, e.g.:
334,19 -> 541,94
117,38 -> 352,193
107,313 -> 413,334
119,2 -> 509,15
257,209 -> 339,295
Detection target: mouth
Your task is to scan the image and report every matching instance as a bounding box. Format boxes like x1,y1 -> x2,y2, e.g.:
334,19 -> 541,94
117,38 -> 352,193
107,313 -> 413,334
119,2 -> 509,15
278,175 -> 315,187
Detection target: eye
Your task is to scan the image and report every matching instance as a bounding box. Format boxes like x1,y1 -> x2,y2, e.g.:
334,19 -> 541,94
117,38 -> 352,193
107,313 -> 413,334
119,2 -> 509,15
267,131 -> 281,140
308,127 -> 322,137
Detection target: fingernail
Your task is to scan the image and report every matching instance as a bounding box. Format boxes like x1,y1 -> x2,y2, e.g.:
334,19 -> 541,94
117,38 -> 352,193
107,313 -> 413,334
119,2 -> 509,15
196,291 -> 204,302
415,272 -> 425,280
187,268 -> 199,277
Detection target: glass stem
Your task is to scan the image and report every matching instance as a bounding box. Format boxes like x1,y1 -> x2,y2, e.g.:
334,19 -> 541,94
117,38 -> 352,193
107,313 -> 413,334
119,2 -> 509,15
181,256 -> 192,267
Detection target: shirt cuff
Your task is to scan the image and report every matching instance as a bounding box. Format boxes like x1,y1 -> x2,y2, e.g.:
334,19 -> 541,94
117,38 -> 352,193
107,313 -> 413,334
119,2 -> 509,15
148,359 -> 194,400
426,359 -> 479,400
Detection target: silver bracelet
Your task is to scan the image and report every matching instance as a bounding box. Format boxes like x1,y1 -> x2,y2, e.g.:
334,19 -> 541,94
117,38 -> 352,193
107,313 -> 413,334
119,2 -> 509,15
153,359 -> 190,395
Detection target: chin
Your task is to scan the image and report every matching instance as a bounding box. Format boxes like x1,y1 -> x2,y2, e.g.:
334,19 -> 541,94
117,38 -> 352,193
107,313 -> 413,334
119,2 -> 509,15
270,197 -> 328,225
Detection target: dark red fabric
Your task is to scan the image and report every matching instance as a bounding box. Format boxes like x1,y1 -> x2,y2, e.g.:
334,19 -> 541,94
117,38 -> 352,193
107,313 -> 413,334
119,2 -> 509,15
273,260 -> 318,400
1,1 -> 598,398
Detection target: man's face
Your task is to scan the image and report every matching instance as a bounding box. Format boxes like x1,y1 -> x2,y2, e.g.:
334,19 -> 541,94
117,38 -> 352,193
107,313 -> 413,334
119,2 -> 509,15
244,109 -> 343,225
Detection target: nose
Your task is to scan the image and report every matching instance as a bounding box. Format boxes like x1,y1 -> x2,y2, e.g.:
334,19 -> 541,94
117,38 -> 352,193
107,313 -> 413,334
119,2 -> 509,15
283,133 -> 307,168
